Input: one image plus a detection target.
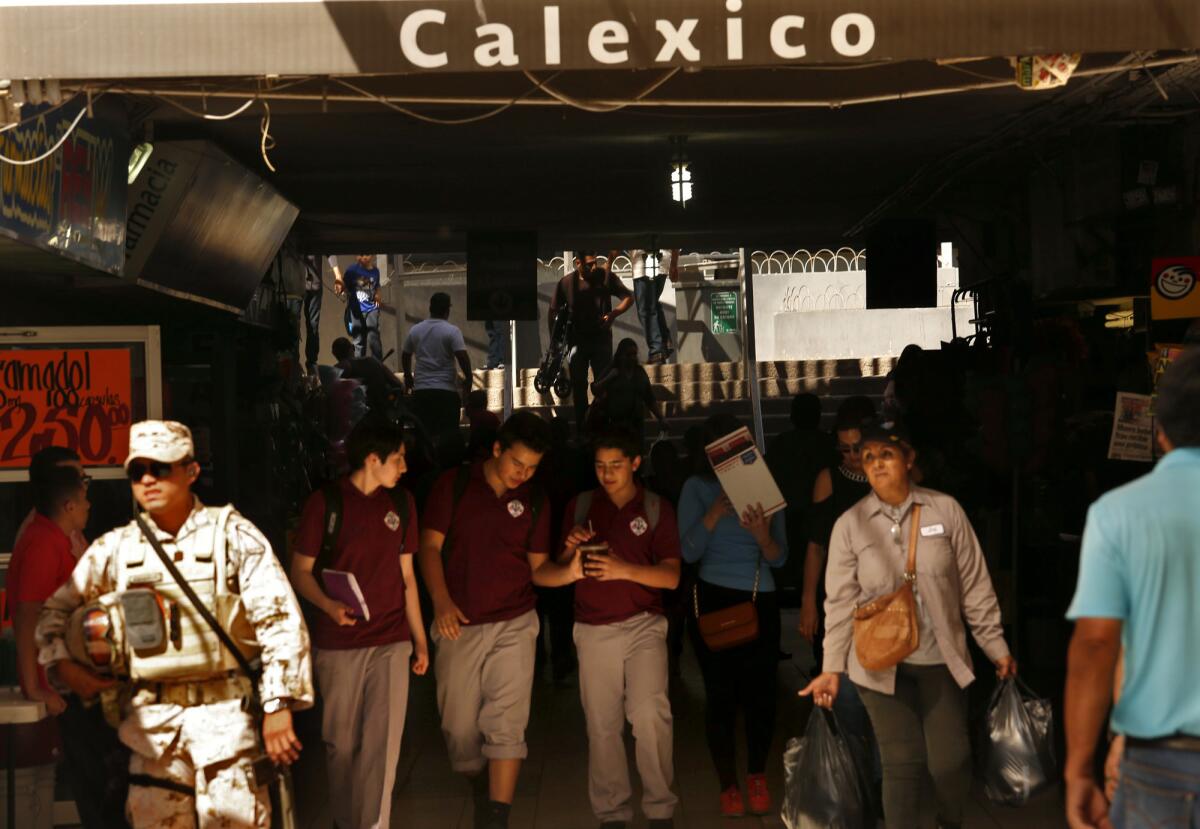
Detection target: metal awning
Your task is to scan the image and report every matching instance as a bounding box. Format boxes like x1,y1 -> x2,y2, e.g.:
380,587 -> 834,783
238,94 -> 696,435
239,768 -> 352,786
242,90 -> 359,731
2,0 -> 1198,80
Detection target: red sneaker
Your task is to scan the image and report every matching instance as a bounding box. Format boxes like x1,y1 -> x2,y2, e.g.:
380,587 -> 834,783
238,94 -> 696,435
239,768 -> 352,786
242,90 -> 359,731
719,786 -> 746,817
746,774 -> 771,815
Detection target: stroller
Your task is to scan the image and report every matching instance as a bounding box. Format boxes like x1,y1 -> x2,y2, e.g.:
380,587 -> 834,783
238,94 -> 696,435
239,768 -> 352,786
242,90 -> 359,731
534,305 -> 574,399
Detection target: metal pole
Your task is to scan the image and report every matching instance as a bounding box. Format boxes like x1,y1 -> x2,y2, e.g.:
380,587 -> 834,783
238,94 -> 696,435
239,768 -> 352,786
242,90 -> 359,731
504,320 -> 516,420
739,247 -> 765,449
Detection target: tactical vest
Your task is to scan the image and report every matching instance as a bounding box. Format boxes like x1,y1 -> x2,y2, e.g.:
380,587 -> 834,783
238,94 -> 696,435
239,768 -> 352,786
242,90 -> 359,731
110,505 -> 260,682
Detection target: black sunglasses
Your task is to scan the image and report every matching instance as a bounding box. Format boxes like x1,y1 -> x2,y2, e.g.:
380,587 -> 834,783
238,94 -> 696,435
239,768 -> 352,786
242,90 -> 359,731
126,460 -> 182,481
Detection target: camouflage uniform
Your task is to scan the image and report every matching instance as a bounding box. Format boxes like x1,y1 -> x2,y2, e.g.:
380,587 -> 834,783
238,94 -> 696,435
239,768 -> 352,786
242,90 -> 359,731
37,500 -> 314,828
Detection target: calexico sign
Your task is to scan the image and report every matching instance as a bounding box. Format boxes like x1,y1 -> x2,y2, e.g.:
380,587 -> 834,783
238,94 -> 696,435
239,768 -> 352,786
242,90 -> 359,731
1,0 -> 1198,80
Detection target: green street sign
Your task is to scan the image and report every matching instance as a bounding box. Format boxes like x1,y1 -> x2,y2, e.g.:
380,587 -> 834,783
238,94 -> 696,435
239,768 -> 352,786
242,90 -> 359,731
710,290 -> 739,335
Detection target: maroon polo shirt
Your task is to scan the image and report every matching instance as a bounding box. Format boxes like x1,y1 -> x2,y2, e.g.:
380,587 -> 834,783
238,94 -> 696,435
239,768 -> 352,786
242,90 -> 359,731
423,462 -> 551,625
564,486 -> 682,626
294,479 -> 418,650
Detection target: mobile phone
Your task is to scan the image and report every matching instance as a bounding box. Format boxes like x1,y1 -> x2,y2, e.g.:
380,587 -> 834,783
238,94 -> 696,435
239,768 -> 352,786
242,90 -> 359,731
251,754 -> 280,789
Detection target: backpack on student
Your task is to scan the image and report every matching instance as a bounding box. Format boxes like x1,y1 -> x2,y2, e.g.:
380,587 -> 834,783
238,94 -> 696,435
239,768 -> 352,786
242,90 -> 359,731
442,463 -> 547,558
316,482 -> 411,580
572,488 -> 662,533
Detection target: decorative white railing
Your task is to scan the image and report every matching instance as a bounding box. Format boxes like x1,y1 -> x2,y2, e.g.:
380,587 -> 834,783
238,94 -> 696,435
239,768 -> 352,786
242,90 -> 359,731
750,248 -> 866,274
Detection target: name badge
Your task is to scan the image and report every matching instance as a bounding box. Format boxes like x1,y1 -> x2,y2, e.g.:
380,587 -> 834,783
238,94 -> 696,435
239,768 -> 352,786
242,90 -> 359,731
920,524 -> 946,537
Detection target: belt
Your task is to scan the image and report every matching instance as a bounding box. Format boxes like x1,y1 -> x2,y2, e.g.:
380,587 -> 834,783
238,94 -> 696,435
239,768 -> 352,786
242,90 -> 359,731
133,673 -> 252,707
1127,734 -> 1200,752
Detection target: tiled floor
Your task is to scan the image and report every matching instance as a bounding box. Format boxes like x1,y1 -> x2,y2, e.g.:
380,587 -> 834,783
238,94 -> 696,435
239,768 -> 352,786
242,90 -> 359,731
292,609 -> 1067,828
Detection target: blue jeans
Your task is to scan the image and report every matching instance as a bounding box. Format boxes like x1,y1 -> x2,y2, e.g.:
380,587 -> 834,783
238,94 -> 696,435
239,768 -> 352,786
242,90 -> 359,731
484,319 -> 509,369
1113,746 -> 1200,828
345,305 -> 382,360
634,276 -> 669,358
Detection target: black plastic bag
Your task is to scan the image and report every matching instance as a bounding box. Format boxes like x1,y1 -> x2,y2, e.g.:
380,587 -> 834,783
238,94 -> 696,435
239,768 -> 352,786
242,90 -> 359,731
982,677 -> 1057,806
782,708 -> 867,829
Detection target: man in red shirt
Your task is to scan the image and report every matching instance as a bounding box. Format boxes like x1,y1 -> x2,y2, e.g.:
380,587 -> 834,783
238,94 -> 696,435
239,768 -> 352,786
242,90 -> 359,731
562,428 -> 682,829
11,462 -> 129,827
419,411 -> 583,829
290,417 -> 427,829
13,446 -> 88,558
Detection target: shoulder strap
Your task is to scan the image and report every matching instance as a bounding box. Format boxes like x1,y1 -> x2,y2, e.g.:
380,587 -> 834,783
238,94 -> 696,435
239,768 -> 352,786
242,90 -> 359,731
315,482 -> 343,580
573,490 -> 594,528
644,491 -> 661,533
526,484 -> 546,550
441,464 -> 474,559
904,504 -> 922,582
212,505 -> 235,594
389,486 -> 411,539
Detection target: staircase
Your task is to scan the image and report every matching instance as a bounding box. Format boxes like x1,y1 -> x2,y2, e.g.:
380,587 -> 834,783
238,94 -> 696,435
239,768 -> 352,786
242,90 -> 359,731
473,357 -> 895,445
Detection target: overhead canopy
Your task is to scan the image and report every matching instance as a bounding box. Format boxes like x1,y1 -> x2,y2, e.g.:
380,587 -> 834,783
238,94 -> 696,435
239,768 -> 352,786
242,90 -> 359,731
2,0 -> 1199,80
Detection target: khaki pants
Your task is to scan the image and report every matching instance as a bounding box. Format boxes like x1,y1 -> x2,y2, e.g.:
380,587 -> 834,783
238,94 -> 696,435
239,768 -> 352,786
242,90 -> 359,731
315,641 -> 412,829
119,697 -> 268,829
433,610 -> 539,773
575,612 -> 677,822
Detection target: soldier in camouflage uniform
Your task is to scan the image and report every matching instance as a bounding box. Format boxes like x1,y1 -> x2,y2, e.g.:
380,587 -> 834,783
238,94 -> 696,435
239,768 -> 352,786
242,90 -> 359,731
36,421 -> 314,828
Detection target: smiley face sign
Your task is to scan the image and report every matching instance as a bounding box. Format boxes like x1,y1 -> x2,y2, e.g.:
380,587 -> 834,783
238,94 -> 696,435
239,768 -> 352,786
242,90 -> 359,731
1151,258 -> 1200,320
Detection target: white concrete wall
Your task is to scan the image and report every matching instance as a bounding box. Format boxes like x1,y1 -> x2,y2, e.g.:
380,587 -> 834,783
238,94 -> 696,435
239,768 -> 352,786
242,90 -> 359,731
773,305 -> 976,361
754,267 -> 972,360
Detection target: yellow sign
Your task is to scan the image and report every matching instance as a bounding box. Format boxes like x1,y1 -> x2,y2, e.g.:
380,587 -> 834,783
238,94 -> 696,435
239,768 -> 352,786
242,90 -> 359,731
1150,258 -> 1200,320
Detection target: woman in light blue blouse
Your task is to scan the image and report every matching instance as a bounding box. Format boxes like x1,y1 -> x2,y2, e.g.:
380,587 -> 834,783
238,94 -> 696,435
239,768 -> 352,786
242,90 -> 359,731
678,414 -> 788,818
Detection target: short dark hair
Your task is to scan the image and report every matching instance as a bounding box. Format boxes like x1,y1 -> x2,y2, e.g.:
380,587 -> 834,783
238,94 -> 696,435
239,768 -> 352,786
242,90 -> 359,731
496,411 -> 551,455
789,393 -> 822,430
29,446 -> 80,487
34,465 -> 84,518
575,250 -> 595,260
835,395 -> 877,431
346,416 -> 407,471
331,337 -> 354,361
591,426 -> 643,460
1156,347 -> 1200,447
430,292 -> 452,317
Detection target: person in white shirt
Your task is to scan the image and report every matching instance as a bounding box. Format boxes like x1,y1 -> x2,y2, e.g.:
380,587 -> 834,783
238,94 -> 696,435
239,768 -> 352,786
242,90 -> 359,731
402,292 -> 473,441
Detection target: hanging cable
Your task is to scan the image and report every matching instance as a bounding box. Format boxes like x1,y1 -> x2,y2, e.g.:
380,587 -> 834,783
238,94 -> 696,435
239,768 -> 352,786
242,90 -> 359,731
0,104 -> 87,166
522,68 -> 681,113
259,100 -> 277,172
153,95 -> 257,121
330,72 -> 563,125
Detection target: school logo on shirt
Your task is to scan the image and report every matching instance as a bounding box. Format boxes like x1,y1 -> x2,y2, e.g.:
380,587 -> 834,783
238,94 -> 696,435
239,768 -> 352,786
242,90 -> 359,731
507,500 -> 525,518
630,516 -> 649,536
384,511 -> 401,532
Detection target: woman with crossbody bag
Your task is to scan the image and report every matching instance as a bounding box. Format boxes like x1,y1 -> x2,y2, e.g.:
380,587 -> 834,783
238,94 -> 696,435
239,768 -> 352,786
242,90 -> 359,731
678,414 -> 788,818
801,419 -> 1016,829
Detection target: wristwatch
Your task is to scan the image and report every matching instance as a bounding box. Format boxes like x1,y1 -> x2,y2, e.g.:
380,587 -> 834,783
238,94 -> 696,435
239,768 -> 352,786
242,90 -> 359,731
262,697 -> 291,714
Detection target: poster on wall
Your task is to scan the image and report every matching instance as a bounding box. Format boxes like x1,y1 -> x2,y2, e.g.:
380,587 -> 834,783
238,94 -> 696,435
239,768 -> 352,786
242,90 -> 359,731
1106,392 -> 1154,462
0,348 -> 135,468
1150,257 -> 1200,321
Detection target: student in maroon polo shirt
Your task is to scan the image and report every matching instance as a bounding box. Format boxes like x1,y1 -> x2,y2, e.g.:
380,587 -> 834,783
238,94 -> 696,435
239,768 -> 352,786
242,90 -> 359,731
562,427 -> 682,829
291,417 -> 427,829
419,411 -> 583,829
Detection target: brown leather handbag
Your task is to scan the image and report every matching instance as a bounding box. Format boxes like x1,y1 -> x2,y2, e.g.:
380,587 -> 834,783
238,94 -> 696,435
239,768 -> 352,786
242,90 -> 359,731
694,563 -> 761,651
853,504 -> 922,671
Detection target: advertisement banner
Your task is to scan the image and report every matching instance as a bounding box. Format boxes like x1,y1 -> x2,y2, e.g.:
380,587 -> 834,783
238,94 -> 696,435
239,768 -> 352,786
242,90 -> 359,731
1150,257 -> 1200,321
0,348 -> 134,468
0,99 -> 128,274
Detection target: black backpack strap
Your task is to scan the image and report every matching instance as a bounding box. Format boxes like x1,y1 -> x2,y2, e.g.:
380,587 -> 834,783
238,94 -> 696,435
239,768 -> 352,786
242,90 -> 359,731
441,464 -> 473,559
644,490 -> 661,534
388,485 -> 411,545
526,483 -> 547,552
573,490 -> 594,528
315,482 -> 343,580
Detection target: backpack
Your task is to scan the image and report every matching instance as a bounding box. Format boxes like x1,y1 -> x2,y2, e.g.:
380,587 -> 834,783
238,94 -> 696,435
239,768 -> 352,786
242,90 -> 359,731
316,482 -> 411,580
572,488 -> 662,534
442,463 -> 547,558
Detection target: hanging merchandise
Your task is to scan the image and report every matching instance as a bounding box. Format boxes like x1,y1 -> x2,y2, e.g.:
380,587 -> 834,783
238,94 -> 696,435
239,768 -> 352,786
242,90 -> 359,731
982,678 -> 1058,806
1013,54 -> 1081,90
782,709 -> 867,829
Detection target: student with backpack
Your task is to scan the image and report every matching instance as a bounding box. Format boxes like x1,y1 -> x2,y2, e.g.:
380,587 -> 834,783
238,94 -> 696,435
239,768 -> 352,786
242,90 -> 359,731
418,411 -> 584,829
290,417 -> 427,829
562,426 -> 682,829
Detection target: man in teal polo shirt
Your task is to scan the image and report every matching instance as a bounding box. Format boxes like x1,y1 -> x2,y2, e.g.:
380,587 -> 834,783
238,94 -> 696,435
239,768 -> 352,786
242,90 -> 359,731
1064,346 -> 1200,829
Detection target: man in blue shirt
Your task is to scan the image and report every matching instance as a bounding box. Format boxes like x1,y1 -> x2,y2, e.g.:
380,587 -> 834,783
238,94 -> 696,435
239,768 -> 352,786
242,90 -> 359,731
338,254 -> 383,360
1065,346 -> 1200,829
